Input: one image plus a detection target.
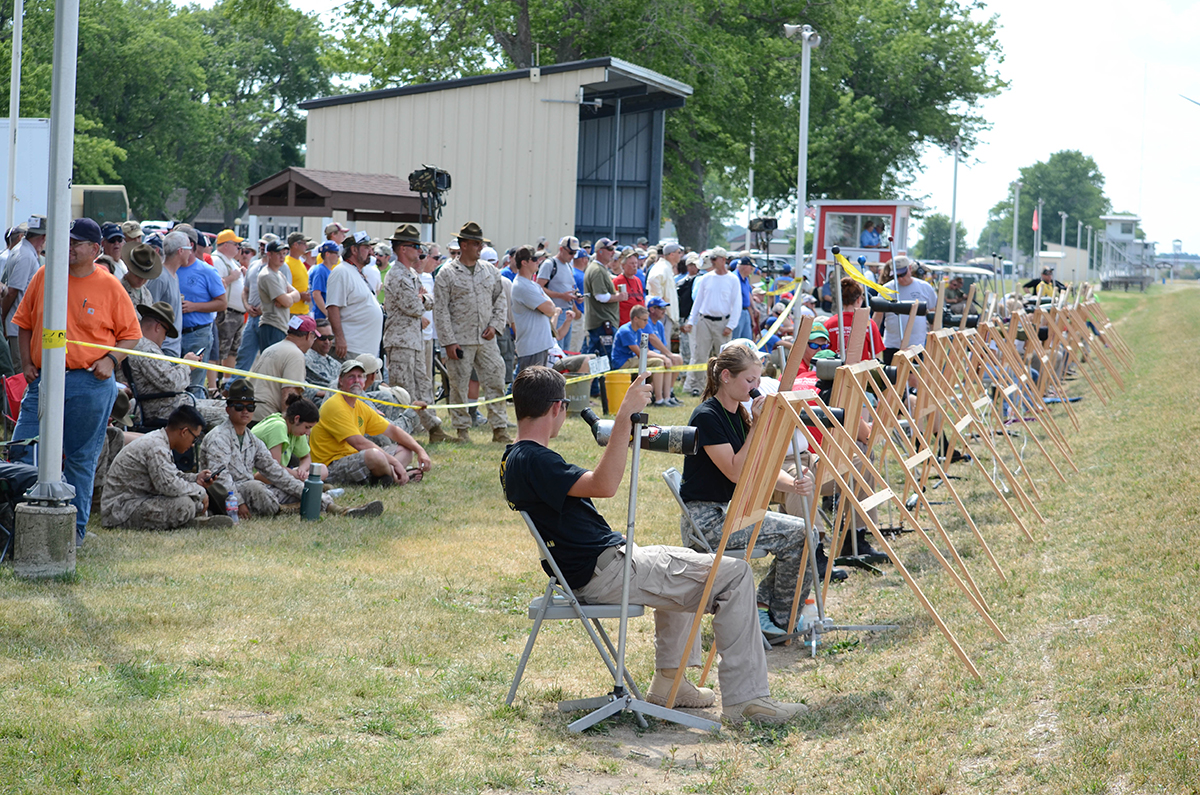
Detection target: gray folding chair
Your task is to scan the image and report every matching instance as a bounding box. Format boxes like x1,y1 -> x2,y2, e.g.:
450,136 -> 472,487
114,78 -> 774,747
506,511 -> 647,707
661,468 -> 767,560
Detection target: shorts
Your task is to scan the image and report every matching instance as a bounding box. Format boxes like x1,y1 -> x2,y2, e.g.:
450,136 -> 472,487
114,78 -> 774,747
218,311 -> 245,359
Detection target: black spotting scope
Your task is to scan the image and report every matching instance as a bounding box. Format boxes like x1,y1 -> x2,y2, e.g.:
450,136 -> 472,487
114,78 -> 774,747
869,297 -> 929,316
580,407 -> 699,455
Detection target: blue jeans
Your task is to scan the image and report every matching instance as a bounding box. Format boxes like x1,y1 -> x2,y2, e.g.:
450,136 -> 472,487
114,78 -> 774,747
555,311 -> 572,352
733,308 -> 752,341
181,323 -> 214,391
236,314 -> 260,372
258,323 -> 285,353
12,370 -> 119,542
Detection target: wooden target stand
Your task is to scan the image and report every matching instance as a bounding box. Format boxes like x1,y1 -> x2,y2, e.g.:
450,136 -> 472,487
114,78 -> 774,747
664,385 -> 1006,704
891,346 -> 1039,542
993,309 -> 1082,432
1077,289 -> 1134,367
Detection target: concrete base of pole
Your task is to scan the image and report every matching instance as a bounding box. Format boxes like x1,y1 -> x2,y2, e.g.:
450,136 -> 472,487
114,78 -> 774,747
13,502 -> 76,578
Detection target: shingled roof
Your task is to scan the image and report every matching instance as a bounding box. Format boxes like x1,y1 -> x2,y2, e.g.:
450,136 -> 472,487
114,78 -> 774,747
247,167 -> 425,224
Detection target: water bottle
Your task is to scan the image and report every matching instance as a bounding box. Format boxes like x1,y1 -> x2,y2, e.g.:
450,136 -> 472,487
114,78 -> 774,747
798,597 -> 818,635
326,488 -> 345,499
225,490 -> 239,523
300,471 -> 323,521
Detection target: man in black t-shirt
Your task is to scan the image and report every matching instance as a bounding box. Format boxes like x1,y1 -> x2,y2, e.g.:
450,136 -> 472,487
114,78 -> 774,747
500,366 -> 809,725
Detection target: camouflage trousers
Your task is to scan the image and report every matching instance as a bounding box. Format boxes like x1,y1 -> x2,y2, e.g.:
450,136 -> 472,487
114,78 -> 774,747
683,501 -> 811,631
93,426 -> 125,508
386,345 -> 440,432
108,494 -> 203,530
444,341 -> 507,431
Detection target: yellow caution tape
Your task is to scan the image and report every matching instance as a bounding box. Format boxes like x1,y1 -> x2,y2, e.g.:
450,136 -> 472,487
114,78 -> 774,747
42,329 -> 66,349
834,252 -> 896,297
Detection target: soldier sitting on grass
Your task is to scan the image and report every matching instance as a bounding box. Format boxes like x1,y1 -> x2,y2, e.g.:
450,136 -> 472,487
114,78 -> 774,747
199,378 -> 383,519
101,405 -> 232,530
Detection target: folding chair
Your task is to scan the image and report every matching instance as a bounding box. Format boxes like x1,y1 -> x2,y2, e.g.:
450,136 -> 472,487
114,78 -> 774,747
0,461 -> 38,563
661,468 -> 767,560
2,372 -> 26,436
121,359 -> 195,434
506,511 -> 647,707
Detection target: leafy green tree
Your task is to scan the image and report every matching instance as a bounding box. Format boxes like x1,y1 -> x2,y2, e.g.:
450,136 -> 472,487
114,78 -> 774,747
912,213 -> 968,261
334,0 -> 1006,249
0,0 -> 329,221
977,150 -> 1110,258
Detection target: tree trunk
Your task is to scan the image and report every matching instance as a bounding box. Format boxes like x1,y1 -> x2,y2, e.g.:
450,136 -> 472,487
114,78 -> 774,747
491,0 -> 532,67
672,156 -> 709,250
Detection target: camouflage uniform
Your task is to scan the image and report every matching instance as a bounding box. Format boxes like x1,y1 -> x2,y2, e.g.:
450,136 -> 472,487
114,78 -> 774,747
383,263 -> 440,432
303,348 -> 340,404
101,429 -> 205,529
126,337 -> 226,427
199,419 -> 332,516
682,503 -> 811,631
121,275 -> 153,309
433,258 -> 508,431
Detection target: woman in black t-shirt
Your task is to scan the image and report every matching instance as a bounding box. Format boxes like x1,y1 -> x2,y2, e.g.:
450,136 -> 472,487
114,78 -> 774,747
678,344 -> 814,637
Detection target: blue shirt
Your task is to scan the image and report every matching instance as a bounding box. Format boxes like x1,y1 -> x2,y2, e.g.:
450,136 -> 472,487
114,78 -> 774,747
610,321 -> 645,369
572,267 -> 586,313
737,271 -> 752,309
177,258 -> 228,330
499,266 -> 517,282
309,263 -> 332,321
860,229 -> 880,247
646,318 -> 665,348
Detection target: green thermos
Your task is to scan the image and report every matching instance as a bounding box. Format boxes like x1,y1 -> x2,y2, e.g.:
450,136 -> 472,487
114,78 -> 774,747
300,471 -> 323,521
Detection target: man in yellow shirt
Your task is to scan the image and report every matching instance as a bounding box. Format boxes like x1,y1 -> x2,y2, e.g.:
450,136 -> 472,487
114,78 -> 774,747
285,231 -> 312,315
309,359 -> 432,485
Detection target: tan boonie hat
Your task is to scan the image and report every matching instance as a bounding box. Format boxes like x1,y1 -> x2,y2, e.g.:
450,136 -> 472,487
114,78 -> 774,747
121,221 -> 143,240
137,301 -> 179,338
389,223 -> 421,245
455,221 -> 490,244
122,243 -> 163,281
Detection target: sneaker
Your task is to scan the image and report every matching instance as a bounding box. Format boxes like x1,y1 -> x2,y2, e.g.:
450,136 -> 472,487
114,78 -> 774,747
456,428 -> 471,443
653,399 -> 668,407
815,545 -> 848,583
758,608 -> 787,638
722,695 -> 809,725
346,500 -> 384,518
689,388 -> 701,397
492,427 -> 514,444
645,670 -> 716,708
429,424 -> 460,444
666,396 -> 683,407
189,515 -> 233,528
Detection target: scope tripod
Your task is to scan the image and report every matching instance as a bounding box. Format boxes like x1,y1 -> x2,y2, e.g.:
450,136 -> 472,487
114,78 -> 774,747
566,336 -> 719,733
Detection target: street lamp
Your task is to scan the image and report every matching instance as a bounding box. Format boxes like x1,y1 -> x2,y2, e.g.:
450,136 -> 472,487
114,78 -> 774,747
949,136 -> 961,266
1009,181 -> 1022,300
784,23 -> 820,277
1076,219 -> 1083,283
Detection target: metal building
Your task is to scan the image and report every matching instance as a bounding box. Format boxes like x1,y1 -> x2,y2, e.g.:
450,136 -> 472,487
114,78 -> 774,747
299,58 -> 692,249
1098,214 -> 1154,291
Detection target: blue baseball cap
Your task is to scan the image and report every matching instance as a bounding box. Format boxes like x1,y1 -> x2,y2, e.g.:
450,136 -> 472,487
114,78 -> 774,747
318,240 -> 340,254
100,222 -> 124,241
69,218 -> 103,244
647,296 -> 669,308
573,248 -> 589,260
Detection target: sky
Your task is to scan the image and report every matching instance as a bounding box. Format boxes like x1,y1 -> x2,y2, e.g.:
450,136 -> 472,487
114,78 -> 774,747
906,0 -> 1200,255
266,0 -> 1199,254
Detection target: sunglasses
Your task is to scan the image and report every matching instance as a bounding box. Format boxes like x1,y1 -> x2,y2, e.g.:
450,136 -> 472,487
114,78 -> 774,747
228,401 -> 256,412
553,397 -> 571,407
807,341 -> 829,350
317,334 -> 335,342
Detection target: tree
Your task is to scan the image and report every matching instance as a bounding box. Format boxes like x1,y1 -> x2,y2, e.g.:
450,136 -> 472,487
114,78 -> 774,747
0,0 -> 329,221
335,0 -> 1007,248
912,213 -> 968,261
976,150 -> 1110,257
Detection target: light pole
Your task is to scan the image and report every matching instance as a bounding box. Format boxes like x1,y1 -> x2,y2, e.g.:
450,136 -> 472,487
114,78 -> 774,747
1086,225 -> 1093,282
1058,211 -> 1068,283
1009,181 -> 1022,299
949,136 -> 960,266
784,23 -> 820,275
1080,220 -> 1089,287
1035,198 -> 1044,278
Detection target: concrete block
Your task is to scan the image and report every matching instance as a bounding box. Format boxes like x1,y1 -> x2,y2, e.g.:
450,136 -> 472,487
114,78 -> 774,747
13,502 -> 76,578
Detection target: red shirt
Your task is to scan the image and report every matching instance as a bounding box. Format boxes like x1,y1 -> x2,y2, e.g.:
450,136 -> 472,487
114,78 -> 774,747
823,311 -> 883,361
613,273 -> 645,326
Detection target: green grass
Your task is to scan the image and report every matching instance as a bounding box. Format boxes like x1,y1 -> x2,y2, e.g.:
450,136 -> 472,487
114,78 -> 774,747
1,283 -> 1198,793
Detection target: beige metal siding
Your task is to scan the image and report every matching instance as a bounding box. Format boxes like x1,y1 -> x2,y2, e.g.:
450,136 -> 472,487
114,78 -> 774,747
303,68 -> 606,251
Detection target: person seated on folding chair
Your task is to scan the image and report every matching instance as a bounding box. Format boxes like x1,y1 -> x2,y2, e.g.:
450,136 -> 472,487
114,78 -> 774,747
501,365 -> 809,724
126,301 -> 226,428
679,344 -> 817,639
101,405 -> 232,530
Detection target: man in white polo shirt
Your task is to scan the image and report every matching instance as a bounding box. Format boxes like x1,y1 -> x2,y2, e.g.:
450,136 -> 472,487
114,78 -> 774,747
682,247 -> 739,395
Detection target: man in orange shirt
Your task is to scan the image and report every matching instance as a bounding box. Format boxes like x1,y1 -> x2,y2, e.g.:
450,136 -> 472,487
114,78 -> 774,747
11,218 -> 142,545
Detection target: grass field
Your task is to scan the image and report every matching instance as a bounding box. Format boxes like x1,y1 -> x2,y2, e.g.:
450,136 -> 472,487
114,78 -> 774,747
2,284 -> 1198,794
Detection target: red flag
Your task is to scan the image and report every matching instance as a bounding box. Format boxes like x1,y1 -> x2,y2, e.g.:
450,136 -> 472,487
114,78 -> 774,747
1031,208 -> 1039,231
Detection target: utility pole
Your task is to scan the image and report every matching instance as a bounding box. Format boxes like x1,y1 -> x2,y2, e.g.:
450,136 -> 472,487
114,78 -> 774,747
1076,219 -> 1083,283
949,136 -> 960,265
1058,210 -> 1068,281
1009,181 -> 1022,298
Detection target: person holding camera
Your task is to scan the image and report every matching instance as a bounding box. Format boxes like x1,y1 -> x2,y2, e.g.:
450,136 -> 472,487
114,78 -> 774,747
679,345 -> 815,638
501,366 -> 809,724
537,235 -> 582,351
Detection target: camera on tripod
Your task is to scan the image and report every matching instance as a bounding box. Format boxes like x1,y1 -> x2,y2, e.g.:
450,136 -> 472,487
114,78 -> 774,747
580,408 -> 698,455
